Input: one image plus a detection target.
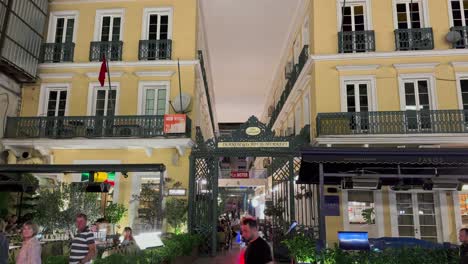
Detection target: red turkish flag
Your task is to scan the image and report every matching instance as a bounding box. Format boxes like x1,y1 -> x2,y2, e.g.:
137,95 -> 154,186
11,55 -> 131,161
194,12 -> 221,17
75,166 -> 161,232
98,55 -> 107,87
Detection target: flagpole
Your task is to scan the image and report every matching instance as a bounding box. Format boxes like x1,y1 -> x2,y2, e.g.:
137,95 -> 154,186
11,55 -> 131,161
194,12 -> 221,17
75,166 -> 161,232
177,58 -> 183,113
105,54 -> 114,115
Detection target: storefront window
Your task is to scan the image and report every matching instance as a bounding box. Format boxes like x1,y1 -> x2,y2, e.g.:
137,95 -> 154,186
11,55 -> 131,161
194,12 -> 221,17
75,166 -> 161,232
348,191 -> 375,224
459,194 -> 468,226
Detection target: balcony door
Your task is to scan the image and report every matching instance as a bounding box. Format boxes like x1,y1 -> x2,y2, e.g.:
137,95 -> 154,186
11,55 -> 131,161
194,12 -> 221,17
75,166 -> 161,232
91,88 -> 117,137
345,82 -> 370,132
93,89 -> 117,117
451,0 -> 468,47
51,16 -> 75,62
459,79 -> 468,128
394,192 -> 440,243
142,86 -> 168,116
97,15 -> 122,60
402,79 -> 432,131
341,4 -> 367,52
396,2 -> 422,29
44,88 -> 68,137
45,89 -> 68,117
144,9 -> 171,60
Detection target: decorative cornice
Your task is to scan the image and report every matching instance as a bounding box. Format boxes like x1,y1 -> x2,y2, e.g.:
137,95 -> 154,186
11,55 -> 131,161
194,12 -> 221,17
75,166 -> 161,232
451,62 -> 468,68
39,60 -> 198,69
311,49 -> 468,62
134,71 -> 175,77
393,63 -> 439,70
86,72 -> 123,78
336,65 -> 380,72
38,73 -> 75,79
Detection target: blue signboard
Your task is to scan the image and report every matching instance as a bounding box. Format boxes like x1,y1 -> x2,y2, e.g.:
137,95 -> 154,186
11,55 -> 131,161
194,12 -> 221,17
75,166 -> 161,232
338,231 -> 370,250
324,195 -> 340,216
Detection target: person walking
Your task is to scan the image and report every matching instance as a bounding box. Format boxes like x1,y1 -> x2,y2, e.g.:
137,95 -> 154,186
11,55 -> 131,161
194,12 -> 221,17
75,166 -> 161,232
0,220 -> 8,264
460,228 -> 468,264
16,221 -> 41,264
241,217 -> 273,264
69,214 -> 96,264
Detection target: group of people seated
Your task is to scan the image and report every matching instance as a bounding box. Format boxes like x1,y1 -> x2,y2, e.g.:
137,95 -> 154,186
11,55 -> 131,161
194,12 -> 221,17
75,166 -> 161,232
0,213 -> 139,264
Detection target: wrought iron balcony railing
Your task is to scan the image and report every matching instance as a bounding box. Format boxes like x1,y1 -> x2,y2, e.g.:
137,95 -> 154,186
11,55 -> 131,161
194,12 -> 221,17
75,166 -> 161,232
89,41 -> 123,61
450,26 -> 468,49
138,39 -> 172,60
338,30 -> 375,53
268,45 -> 309,128
317,110 -> 468,136
394,28 -> 434,51
5,115 -> 192,139
40,42 -> 75,63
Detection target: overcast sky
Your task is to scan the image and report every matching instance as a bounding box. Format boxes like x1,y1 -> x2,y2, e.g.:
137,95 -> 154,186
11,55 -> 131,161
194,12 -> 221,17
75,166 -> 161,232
200,0 -> 300,123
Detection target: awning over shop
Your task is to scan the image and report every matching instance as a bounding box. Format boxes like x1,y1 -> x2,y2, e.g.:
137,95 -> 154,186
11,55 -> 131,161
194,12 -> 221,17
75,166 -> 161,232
298,147 -> 468,185
0,164 -> 166,174
298,147 -> 468,246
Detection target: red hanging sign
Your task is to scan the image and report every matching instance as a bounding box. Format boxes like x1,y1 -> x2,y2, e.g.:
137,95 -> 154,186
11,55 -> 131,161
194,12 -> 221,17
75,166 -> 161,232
164,114 -> 187,134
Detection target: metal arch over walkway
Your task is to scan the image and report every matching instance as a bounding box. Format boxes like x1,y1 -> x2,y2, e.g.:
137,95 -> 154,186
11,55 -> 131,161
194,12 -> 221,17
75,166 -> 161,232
188,116 -> 316,257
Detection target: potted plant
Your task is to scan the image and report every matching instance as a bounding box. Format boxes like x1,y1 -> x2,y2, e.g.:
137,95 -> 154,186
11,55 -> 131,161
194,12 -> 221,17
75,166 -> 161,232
361,207 -> 375,225
165,198 -> 188,234
282,234 -> 317,264
105,203 -> 127,234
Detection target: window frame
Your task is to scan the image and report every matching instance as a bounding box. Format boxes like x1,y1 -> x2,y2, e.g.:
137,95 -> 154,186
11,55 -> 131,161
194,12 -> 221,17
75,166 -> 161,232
398,73 -> 437,111
87,82 -> 121,116
336,0 -> 373,32
346,190 -> 376,225
448,0 -> 468,27
340,75 -> 377,112
303,92 -> 311,125
141,7 -> 173,40
392,0 -> 430,29
456,73 -> 468,110
93,9 -> 125,42
37,83 -> 71,117
47,11 -> 79,43
294,103 -> 302,135
137,81 -> 170,115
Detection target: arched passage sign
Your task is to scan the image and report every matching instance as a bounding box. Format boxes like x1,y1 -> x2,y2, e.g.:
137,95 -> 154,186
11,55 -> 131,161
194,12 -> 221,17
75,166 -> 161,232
188,116 -> 317,257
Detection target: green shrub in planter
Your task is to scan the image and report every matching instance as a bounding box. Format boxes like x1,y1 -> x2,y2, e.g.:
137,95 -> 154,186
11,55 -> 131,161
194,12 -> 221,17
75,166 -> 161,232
43,255 -> 69,264
314,247 -> 459,264
282,234 -> 316,263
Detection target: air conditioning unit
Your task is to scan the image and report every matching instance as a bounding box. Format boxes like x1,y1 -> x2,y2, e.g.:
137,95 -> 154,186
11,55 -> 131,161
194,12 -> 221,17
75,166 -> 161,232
431,179 -> 461,191
284,62 -> 294,79
268,106 -> 275,117
342,178 -> 381,190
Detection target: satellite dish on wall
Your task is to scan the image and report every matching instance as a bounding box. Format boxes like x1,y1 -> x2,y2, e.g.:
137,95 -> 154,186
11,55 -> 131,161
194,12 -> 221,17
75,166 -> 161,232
172,93 -> 191,113
446,31 -> 462,43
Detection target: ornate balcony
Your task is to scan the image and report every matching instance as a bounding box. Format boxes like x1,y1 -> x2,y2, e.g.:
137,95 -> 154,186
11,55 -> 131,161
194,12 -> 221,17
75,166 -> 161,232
5,115 -> 192,139
317,110 -> 468,136
40,42 -> 75,63
338,30 -> 375,53
268,45 -> 309,128
138,39 -> 172,60
450,26 -> 468,49
89,41 -> 123,61
394,28 -> 434,51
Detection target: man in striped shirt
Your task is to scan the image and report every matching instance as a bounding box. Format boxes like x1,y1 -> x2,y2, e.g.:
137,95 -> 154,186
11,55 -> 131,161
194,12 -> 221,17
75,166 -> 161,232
70,214 -> 96,264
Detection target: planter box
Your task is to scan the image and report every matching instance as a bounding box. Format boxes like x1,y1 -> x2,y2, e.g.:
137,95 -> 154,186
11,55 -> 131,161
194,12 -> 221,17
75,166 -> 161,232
171,247 -> 199,264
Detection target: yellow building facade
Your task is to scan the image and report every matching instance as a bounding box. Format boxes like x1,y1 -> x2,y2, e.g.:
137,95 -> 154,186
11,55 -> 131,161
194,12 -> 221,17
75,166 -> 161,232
1,0 -> 218,233
262,0 -> 468,246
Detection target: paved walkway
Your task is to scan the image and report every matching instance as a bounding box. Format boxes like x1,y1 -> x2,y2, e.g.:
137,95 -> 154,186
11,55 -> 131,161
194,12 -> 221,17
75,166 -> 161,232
193,244 -> 244,264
